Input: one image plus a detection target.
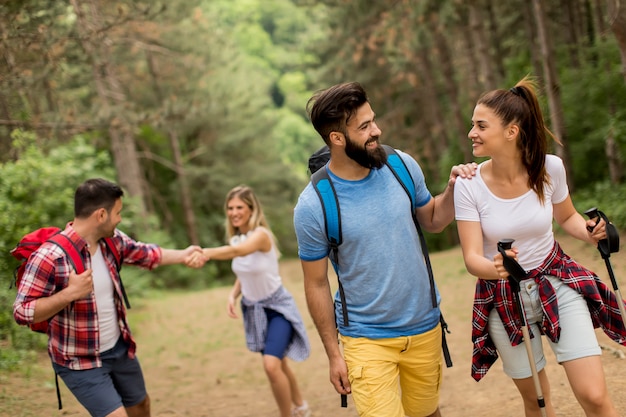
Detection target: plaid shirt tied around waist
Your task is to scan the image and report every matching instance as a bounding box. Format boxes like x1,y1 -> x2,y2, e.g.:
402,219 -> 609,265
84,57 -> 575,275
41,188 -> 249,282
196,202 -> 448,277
241,285 -> 310,362
471,240 -> 626,381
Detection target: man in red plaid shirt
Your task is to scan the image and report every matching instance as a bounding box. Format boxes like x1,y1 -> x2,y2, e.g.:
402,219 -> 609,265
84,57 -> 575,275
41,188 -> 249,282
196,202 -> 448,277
14,178 -> 203,417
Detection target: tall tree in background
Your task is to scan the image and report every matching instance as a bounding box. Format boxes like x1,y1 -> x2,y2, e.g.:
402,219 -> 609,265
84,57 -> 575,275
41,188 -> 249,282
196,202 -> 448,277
532,0 -> 574,189
70,0 -> 148,215
468,1 -> 499,91
426,6 -> 473,163
137,33 -> 199,244
608,0 -> 626,84
603,0 -> 625,183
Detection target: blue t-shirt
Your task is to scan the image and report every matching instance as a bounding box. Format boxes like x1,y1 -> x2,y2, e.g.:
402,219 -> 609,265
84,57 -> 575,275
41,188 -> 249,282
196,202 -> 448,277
293,149 -> 441,338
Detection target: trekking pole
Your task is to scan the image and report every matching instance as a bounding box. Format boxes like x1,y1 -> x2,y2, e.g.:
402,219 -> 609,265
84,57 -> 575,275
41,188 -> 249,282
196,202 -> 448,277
497,239 -> 547,417
584,207 -> 625,324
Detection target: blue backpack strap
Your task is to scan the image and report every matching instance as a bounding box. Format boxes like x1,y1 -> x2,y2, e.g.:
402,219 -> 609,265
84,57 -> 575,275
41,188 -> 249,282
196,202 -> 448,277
383,145 -> 417,210
311,167 -> 342,249
382,145 -> 436,308
383,145 -> 452,368
311,166 -> 349,326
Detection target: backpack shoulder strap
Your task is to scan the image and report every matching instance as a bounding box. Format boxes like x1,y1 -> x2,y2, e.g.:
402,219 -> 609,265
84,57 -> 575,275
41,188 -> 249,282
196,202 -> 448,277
103,237 -> 122,272
47,233 -> 85,275
383,145 -> 437,307
102,237 -> 130,309
383,145 -> 452,367
382,145 -> 417,210
310,165 -> 349,325
311,166 -> 342,249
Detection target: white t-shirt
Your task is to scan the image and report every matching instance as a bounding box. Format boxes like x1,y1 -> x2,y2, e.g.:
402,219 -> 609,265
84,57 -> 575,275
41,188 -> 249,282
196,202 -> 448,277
454,154 -> 569,270
91,246 -> 121,351
231,228 -> 282,302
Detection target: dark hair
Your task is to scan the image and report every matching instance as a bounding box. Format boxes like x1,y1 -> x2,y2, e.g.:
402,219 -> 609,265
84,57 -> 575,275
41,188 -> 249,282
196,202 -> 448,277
74,178 -> 124,218
306,82 -> 369,144
477,76 -> 561,203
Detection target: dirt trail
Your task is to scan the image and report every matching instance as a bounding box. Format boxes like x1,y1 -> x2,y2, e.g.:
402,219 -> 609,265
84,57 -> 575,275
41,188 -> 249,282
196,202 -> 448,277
2,234 -> 626,416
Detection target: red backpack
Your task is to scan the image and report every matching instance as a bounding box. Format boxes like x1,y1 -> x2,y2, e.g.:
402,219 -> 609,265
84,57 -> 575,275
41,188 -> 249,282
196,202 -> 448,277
11,226 -> 128,333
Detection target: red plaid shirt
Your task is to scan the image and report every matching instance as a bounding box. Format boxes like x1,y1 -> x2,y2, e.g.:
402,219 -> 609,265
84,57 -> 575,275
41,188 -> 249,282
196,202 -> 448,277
13,224 -> 162,370
471,241 -> 626,381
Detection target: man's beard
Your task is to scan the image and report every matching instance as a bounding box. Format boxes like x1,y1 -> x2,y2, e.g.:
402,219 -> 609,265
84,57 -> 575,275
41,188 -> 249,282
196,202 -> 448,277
98,221 -> 116,238
345,133 -> 387,169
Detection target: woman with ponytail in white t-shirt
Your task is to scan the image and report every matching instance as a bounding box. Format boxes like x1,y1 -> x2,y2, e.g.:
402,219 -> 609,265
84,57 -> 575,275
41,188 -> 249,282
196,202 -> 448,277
454,76 -> 625,417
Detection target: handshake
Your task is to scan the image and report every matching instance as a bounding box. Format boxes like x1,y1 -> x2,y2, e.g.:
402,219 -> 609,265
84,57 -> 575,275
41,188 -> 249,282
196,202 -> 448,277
182,246 -> 208,269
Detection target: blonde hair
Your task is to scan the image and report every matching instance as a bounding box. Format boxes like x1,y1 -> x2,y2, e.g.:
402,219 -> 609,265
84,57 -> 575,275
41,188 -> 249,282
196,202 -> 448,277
224,185 -> 280,256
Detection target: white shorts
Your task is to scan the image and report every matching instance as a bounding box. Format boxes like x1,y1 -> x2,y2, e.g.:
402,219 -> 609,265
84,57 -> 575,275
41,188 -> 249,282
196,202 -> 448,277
488,275 -> 601,379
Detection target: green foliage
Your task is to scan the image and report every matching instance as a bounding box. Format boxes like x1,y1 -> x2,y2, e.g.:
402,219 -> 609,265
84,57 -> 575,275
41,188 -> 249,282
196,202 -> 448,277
560,39 -> 626,187
139,0 -> 316,256
573,182 -> 626,230
0,132 -> 116,360
0,131 -> 115,277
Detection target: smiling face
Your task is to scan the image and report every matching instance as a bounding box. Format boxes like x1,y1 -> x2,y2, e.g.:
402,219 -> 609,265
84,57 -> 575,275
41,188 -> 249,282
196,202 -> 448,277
342,102 -> 387,168
226,196 -> 252,233
468,104 -> 512,158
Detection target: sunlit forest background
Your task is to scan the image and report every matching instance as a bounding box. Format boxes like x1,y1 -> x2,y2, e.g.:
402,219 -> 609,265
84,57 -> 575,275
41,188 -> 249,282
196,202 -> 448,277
1,0 -> 625,363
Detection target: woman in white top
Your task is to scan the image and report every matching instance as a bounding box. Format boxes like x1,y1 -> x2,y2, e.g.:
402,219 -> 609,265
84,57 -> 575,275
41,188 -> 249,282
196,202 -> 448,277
201,185 -> 311,417
454,76 -> 623,417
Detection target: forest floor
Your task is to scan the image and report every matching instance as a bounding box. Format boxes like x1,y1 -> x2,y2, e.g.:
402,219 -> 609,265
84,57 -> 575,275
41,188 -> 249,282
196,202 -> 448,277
2,233 -> 626,417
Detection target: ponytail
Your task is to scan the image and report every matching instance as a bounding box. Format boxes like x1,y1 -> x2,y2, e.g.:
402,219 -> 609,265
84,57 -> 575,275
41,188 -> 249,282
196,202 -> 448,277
477,76 -> 560,203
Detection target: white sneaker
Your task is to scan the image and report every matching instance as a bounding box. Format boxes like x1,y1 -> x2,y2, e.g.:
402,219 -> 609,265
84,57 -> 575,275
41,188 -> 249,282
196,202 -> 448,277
292,400 -> 311,417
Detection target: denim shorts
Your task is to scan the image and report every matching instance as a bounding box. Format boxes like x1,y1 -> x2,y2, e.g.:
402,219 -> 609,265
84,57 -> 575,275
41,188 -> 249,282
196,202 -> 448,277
52,336 -> 147,417
262,308 -> 294,359
488,275 -> 601,379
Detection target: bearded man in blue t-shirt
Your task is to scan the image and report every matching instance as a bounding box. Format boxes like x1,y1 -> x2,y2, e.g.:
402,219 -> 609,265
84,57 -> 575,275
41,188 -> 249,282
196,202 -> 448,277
293,82 -> 476,417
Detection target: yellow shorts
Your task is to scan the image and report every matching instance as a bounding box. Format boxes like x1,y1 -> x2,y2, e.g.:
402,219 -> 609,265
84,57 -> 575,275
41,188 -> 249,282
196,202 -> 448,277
340,325 -> 443,417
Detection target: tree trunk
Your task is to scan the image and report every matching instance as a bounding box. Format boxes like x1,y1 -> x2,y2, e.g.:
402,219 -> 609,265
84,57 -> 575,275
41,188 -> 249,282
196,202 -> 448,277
607,0 -> 626,84
593,0 -> 607,38
70,0 -> 147,216
598,1 -> 624,183
485,0 -> 505,84
415,48 -> 448,181
523,1 -> 544,78
606,123 -> 624,184
563,0 -> 582,67
168,129 -> 199,245
145,50 -> 199,244
429,14 -> 473,162
468,2 -> 498,91
532,0 -> 575,190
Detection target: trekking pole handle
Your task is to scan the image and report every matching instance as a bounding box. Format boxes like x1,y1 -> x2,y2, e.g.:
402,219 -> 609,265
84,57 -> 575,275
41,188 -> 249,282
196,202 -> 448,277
497,239 -> 527,293
584,207 -> 620,257
584,207 -> 600,232
498,238 -> 515,251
